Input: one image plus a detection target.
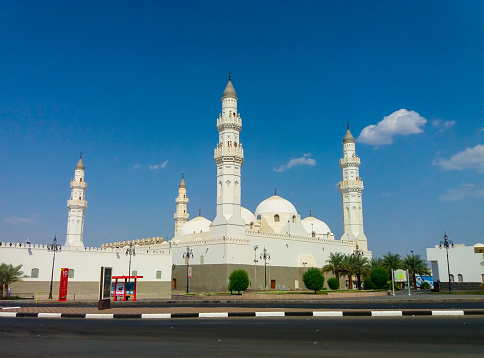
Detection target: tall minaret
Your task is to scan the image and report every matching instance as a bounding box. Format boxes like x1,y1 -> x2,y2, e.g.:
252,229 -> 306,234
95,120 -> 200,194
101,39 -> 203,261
212,74 -> 245,239
339,124 -> 368,251
65,154 -> 88,248
174,175 -> 189,236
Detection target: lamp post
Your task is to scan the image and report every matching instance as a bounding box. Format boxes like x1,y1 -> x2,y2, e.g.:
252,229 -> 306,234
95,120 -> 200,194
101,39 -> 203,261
260,247 -> 271,289
439,233 -> 454,293
183,246 -> 193,294
352,243 -> 364,290
125,242 -> 136,280
253,245 -> 258,289
47,235 -> 62,299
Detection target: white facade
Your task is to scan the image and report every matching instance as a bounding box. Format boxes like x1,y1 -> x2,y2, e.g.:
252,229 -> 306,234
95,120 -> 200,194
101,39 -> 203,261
427,243 -> 484,284
65,155 -> 87,248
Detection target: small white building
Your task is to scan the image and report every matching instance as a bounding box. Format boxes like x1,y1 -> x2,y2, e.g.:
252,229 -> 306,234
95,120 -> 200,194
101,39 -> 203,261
426,243 -> 484,291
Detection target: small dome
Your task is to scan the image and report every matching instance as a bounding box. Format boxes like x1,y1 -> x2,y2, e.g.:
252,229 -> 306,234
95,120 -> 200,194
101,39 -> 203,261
255,195 -> 298,216
222,79 -> 237,99
241,207 -> 257,225
179,177 -> 186,188
474,243 -> 484,248
178,216 -> 212,236
301,216 -> 331,235
343,129 -> 355,144
75,158 -> 85,170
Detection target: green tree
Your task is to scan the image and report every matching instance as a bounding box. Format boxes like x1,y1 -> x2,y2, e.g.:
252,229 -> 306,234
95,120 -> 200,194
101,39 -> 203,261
382,252 -> 403,279
370,257 -> 383,269
0,263 -> 24,298
363,276 -> 375,290
370,267 -> 388,291
342,254 -> 370,290
303,268 -> 325,293
322,252 -> 345,288
327,277 -> 339,290
228,269 -> 249,294
403,254 -> 431,290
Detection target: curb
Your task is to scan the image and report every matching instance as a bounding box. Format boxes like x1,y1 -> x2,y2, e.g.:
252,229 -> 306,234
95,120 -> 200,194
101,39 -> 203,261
1,310 -> 483,320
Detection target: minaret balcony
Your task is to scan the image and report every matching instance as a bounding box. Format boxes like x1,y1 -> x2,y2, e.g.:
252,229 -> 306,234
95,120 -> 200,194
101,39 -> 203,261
67,199 -> 88,208
214,145 -> 244,158
339,157 -> 360,167
174,213 -> 189,219
70,181 -> 87,189
338,179 -> 364,190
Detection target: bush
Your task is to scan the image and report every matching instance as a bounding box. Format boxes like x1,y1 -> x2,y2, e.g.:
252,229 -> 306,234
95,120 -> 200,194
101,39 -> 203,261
420,281 -> 431,290
228,269 -> 249,294
303,268 -> 325,293
370,268 -> 388,291
327,277 -> 339,290
363,277 -> 375,290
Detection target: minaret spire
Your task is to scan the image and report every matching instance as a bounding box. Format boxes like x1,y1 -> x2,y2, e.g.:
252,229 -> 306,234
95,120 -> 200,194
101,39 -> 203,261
212,75 -> 245,239
65,155 -> 88,248
174,175 -> 189,236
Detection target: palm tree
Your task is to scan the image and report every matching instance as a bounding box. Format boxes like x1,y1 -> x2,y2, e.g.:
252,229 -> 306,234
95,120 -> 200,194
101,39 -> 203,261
0,263 -> 24,298
403,254 -> 430,290
382,252 -> 403,279
342,254 -> 370,289
322,252 -> 345,288
370,257 -> 383,269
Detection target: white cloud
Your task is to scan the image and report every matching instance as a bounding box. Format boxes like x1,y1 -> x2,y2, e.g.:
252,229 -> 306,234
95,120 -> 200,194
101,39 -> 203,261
439,183 -> 484,202
149,160 -> 168,170
432,119 -> 456,132
274,153 -> 316,172
433,145 -> 484,173
357,109 -> 427,145
3,216 -> 37,225
133,164 -> 141,169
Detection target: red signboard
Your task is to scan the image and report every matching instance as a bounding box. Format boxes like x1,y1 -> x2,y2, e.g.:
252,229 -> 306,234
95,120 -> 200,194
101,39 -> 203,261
58,268 -> 69,301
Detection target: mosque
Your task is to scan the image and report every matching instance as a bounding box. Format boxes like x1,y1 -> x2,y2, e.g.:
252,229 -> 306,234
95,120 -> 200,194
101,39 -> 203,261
144,75 -> 370,292
1,75 -> 371,297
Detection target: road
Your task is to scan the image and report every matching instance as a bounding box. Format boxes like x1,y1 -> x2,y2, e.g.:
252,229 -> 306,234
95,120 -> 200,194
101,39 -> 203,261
1,316 -> 483,357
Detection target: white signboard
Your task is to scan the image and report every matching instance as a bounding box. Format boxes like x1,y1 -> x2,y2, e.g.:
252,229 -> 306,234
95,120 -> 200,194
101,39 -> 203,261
394,269 -> 406,282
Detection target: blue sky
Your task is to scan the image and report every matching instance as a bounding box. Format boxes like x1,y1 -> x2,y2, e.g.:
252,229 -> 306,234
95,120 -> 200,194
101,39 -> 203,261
1,1 -> 483,258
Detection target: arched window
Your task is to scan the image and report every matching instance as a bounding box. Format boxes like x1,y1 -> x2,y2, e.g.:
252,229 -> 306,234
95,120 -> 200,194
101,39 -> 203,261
31,268 -> 39,278
250,222 -> 254,230
449,274 -> 454,282
156,270 -> 162,279
257,215 -> 261,220
80,178 -> 83,182
312,232 -> 315,238
292,215 -> 296,223
68,269 -> 75,279
132,270 -> 138,277
457,274 -> 463,282
274,214 -> 280,222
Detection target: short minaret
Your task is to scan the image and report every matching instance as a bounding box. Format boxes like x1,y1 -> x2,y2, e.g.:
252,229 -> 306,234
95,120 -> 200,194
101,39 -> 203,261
212,74 -> 245,238
339,124 -> 368,251
65,154 -> 88,248
174,175 -> 189,236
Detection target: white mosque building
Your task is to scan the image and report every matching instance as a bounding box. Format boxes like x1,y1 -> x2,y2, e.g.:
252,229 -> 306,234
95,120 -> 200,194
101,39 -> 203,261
148,75 -> 371,291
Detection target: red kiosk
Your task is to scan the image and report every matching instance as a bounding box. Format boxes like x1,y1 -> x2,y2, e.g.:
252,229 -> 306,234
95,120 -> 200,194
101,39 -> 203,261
112,275 -> 143,301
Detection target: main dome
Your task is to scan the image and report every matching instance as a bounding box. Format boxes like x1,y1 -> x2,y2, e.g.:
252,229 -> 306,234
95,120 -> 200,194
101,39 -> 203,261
178,216 -> 212,236
255,195 -> 298,216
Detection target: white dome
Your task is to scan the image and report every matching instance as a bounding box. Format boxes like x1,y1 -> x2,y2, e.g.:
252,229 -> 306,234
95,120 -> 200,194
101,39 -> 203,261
179,216 -> 212,236
474,243 -> 484,247
241,207 -> 257,225
301,216 -> 331,235
255,195 -> 298,216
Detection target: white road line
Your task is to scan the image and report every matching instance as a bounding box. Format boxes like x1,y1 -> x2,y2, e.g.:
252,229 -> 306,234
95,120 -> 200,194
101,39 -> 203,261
199,312 -> 229,318
38,312 -> 62,318
0,312 -> 17,317
1,306 -> 20,310
85,314 -> 114,319
255,312 -> 285,317
371,311 -> 403,317
432,310 -> 464,316
141,313 -> 171,319
313,311 -> 344,317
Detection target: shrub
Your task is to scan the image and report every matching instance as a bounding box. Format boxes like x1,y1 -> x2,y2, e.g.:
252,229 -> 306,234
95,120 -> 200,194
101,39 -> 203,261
303,268 -> 325,293
370,267 -> 388,291
228,269 -> 249,294
420,281 -> 431,290
363,277 -> 375,290
327,277 -> 339,290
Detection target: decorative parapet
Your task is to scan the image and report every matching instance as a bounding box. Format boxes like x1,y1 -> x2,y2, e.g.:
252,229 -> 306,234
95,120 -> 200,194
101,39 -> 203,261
338,179 -> 364,190
101,237 -> 164,249
245,230 -> 351,246
70,180 -> 87,189
67,199 -> 88,207
339,156 -> 360,167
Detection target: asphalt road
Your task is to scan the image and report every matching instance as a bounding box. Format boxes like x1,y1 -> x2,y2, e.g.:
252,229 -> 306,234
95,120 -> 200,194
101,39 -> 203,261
1,316 -> 483,357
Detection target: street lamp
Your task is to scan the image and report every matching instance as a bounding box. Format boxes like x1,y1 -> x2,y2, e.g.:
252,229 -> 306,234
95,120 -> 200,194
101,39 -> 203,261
439,233 -> 454,293
47,235 -> 62,299
260,247 -> 271,289
253,245 -> 259,289
125,242 -> 136,280
183,246 -> 194,294
352,243 -> 364,290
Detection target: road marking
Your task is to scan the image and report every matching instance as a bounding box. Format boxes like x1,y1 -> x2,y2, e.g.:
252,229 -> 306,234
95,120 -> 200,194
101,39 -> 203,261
0,312 -> 17,317
1,306 -> 20,310
371,311 -> 403,317
141,313 -> 171,319
432,310 -> 464,316
38,312 -> 62,318
85,314 -> 114,319
199,312 -> 229,318
256,312 -> 285,317
313,311 -> 343,317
